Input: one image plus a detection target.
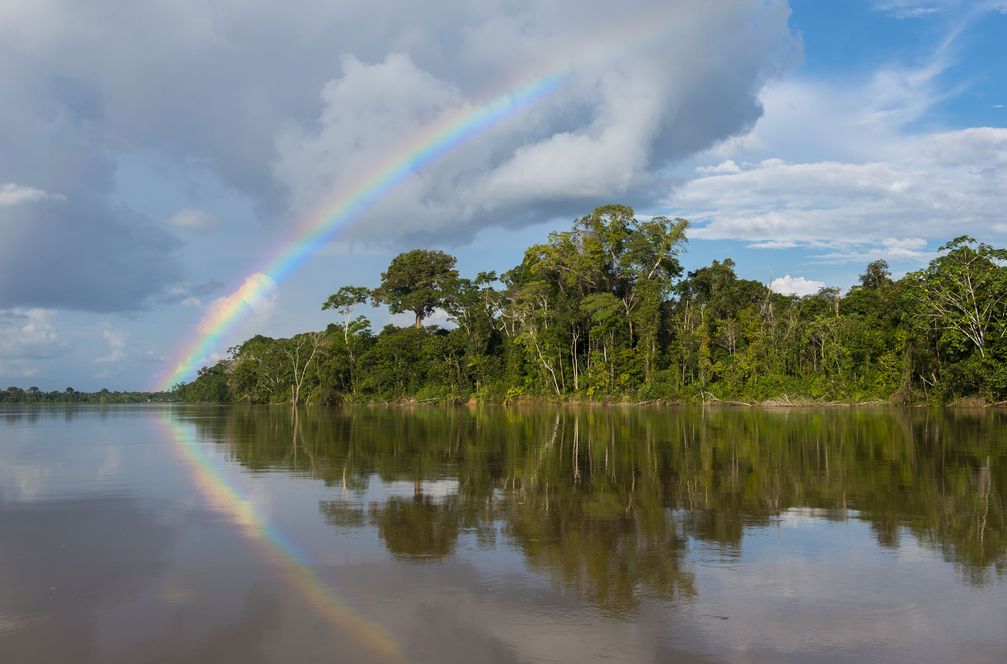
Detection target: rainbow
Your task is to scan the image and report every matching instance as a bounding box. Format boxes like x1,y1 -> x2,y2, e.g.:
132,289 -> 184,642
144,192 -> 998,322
160,411 -> 404,661
156,5 -> 691,390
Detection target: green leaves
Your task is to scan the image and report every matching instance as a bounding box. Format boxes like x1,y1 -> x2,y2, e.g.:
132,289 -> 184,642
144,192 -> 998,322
322,285 -> 370,314
373,249 -> 459,328
171,204 -> 1007,406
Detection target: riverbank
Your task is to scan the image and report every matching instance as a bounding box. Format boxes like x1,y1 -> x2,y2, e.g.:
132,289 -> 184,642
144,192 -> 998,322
341,392 -> 1007,409
6,390 -> 1005,409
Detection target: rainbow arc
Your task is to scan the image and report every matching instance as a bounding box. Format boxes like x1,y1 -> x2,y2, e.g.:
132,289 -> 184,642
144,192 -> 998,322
157,6 -> 688,390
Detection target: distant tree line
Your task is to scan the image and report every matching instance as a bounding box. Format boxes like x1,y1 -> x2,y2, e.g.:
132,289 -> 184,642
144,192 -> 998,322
176,204 -> 1007,405
0,386 -> 177,404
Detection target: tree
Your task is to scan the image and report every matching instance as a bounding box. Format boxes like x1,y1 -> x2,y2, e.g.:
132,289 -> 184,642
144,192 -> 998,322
912,236 -> 1007,360
859,260 -> 892,290
281,332 -> 328,405
373,250 -> 459,328
322,286 -> 371,343
175,203 -> 1006,405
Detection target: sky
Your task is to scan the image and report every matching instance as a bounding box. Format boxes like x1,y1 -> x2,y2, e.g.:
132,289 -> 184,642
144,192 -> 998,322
1,0 -> 1005,391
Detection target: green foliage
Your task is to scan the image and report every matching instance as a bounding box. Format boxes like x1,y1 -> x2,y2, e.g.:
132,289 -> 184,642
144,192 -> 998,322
0,386 -> 178,403
176,361 -> 233,403
174,205 -> 1007,405
372,249 -> 459,328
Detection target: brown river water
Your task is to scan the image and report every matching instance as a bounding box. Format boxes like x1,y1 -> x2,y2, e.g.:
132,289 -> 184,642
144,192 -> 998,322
1,405 -> 1005,663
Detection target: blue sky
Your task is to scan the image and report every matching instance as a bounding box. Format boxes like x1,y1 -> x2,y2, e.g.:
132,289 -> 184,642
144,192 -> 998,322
1,0 -> 1005,390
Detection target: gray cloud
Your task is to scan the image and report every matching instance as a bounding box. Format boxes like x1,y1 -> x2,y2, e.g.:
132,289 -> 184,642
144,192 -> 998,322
0,194 -> 183,311
273,1 -> 798,244
1,0 -> 798,312
168,209 -> 217,230
0,43 -> 183,312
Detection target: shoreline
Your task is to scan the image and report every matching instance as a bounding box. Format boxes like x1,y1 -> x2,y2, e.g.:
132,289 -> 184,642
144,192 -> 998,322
340,394 -> 1007,409
4,395 -> 1006,409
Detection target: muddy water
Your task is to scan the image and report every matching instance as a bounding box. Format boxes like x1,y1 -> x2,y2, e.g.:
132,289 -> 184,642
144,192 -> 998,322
1,405 -> 1005,663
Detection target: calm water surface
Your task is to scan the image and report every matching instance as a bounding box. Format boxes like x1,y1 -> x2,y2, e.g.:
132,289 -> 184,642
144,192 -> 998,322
1,405 -> 1005,663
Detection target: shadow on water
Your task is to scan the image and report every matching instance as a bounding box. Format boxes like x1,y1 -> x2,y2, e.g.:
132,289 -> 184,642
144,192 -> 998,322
175,405 -> 1007,611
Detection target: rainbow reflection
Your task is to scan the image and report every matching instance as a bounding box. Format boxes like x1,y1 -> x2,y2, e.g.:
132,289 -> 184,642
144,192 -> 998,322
160,411 -> 403,661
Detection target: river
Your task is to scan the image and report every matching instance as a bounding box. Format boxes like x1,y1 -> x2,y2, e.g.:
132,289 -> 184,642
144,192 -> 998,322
1,405 -> 1004,662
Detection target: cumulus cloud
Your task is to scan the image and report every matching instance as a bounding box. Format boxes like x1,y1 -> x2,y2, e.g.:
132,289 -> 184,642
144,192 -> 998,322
0,309 -> 65,359
673,27 -> 1007,263
167,209 -> 217,230
271,1 -> 797,243
0,308 -> 62,389
96,325 -> 128,363
0,0 -> 798,311
678,129 -> 1007,261
769,275 -> 826,297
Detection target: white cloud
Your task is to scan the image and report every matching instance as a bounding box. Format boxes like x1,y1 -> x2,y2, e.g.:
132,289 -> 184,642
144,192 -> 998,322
696,160 -> 742,175
675,129 -> 1007,261
671,24 -> 1007,263
874,1 -> 1007,19
0,183 -> 63,207
96,325 -> 128,363
168,208 -> 217,230
769,275 -> 826,297
815,237 -> 930,264
874,2 -> 945,18
749,240 -> 798,249
390,306 -> 453,329
0,309 -> 64,358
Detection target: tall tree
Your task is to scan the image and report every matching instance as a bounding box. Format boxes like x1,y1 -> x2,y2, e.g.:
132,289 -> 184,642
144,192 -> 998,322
282,332 -> 327,405
912,236 -> 1007,360
373,250 -> 459,328
322,286 -> 371,342
859,259 -> 892,290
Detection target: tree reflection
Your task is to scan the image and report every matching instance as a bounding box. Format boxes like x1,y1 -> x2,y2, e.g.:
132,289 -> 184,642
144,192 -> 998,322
370,495 -> 462,560
178,405 -> 1007,608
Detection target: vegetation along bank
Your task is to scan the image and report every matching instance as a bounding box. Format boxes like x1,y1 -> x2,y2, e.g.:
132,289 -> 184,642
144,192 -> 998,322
169,205 -> 1007,406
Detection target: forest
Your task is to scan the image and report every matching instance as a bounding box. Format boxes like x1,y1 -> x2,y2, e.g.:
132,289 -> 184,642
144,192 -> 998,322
175,204 -> 1007,406
0,387 -> 175,404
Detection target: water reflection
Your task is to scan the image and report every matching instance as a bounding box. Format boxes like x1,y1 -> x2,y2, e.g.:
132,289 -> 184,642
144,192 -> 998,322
3,405 -> 1006,663
0,497 -> 172,662
180,405 -> 1006,603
